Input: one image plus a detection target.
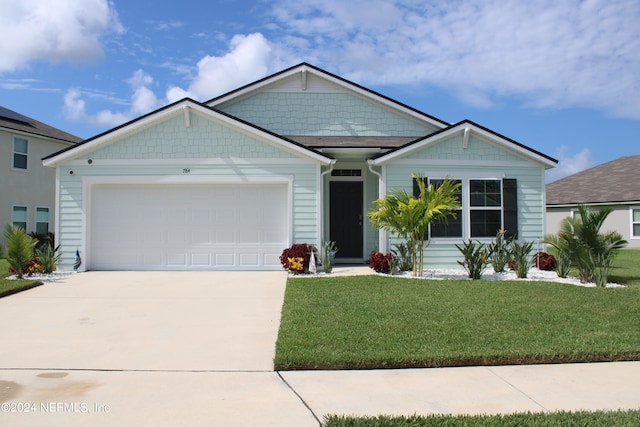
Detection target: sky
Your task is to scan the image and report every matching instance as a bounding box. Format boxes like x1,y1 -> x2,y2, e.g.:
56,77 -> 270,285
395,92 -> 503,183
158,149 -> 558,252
1,0 -> 638,182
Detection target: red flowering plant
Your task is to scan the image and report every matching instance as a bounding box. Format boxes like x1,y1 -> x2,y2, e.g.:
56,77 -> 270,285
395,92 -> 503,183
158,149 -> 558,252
279,244 -> 317,274
369,251 -> 395,274
533,252 -> 557,271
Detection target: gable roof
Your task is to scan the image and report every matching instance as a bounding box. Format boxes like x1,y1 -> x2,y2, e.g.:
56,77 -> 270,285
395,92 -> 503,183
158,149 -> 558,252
368,120 -> 558,168
0,105 -> 81,144
546,155 -> 640,205
207,62 -> 450,131
42,98 -> 334,167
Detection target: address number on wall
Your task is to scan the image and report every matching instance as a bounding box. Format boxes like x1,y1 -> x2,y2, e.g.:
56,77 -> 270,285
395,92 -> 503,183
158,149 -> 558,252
182,168 -> 191,174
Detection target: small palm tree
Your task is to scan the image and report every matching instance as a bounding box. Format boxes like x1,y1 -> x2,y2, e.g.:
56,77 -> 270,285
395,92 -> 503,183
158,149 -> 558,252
368,176 -> 460,276
4,225 -> 38,279
543,205 -> 627,287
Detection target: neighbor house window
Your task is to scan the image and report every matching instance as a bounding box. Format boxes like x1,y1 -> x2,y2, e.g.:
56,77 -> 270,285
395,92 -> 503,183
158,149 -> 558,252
12,137 -> 28,170
12,206 -> 28,230
632,208 -> 640,238
35,207 -> 50,234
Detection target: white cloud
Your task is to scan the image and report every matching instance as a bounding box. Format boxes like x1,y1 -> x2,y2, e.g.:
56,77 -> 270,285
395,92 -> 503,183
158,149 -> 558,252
270,0 -> 640,119
166,33 -> 273,102
63,70 -> 159,127
0,0 -> 123,73
546,146 -> 593,182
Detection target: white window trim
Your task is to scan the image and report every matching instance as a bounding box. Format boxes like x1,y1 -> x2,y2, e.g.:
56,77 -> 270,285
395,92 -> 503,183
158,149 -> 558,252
12,136 -> 29,172
35,206 -> 51,235
630,206 -> 640,240
426,177 -> 504,242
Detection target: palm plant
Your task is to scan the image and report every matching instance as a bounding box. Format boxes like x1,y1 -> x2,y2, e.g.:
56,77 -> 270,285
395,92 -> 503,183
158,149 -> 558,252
543,205 -> 627,287
4,224 -> 38,279
368,176 -> 460,276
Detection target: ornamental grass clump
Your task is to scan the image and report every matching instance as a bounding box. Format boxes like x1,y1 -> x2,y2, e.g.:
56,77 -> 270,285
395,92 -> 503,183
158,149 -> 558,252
456,240 -> 491,280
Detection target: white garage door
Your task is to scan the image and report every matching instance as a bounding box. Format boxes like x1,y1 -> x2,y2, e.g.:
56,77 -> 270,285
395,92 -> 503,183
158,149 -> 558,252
89,183 -> 289,270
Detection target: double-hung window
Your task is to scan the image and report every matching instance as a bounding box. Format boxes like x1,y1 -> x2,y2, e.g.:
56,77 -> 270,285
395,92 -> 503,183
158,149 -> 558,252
35,207 -> 50,234
414,177 -> 518,240
469,179 -> 502,238
632,208 -> 640,238
12,206 -> 28,230
12,137 -> 28,170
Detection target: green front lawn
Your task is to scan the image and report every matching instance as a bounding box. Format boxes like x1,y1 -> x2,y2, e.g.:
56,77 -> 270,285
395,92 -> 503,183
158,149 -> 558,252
324,409 -> 640,427
0,259 -> 42,298
274,250 -> 640,370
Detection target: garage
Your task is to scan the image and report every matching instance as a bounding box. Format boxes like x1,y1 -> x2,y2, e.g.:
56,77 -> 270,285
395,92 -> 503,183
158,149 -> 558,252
88,183 -> 290,270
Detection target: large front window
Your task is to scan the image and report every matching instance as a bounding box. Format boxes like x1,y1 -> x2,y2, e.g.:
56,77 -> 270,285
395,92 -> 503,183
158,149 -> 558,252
416,177 -> 516,240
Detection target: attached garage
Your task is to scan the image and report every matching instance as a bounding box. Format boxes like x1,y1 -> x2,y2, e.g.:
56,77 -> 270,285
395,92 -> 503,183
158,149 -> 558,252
88,182 -> 290,270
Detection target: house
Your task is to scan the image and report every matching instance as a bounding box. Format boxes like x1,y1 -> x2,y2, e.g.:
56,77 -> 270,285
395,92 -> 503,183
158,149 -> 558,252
1,106 -> 81,244
546,155 -> 640,249
43,63 -> 557,271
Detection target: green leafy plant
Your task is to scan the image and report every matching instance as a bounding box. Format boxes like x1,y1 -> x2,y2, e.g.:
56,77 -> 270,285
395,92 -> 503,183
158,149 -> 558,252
543,205 -> 627,287
320,241 -> 338,273
391,243 -> 412,272
36,244 -> 62,274
487,229 -> 512,273
368,176 -> 460,276
3,225 -> 38,279
510,240 -> 534,278
456,240 -> 491,280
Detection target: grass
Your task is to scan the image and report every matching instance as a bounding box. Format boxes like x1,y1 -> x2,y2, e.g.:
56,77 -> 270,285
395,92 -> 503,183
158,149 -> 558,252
323,409 -> 640,426
274,249 -> 640,370
0,258 -> 42,298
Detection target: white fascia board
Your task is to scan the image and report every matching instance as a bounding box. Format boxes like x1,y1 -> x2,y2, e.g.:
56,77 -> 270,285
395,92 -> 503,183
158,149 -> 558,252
370,123 -> 557,169
43,100 -> 332,167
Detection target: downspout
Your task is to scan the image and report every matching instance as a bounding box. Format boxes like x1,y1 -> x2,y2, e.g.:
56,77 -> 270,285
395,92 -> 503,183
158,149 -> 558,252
368,161 -> 387,253
320,160 -> 336,246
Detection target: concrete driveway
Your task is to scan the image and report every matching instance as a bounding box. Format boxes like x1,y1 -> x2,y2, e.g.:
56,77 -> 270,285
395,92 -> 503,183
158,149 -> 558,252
0,271 -> 318,426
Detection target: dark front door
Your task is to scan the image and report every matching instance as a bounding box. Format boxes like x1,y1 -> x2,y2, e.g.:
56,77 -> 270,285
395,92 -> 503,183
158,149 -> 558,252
330,181 -> 363,259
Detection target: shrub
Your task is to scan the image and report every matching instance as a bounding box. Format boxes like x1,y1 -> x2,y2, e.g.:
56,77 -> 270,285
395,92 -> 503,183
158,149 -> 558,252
510,240 -> 534,278
9,256 -> 43,276
487,229 -> 512,273
369,251 -> 395,274
533,252 -> 556,271
456,240 -> 490,280
36,244 -> 62,274
391,243 -> 412,272
280,244 -> 316,274
4,225 -> 38,279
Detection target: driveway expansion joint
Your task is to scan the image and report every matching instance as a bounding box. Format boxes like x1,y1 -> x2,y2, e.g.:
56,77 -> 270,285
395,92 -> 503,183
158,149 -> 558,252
277,371 -> 322,427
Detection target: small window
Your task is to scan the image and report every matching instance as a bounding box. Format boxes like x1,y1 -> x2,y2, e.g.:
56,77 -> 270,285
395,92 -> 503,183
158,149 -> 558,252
331,169 -> 362,177
13,137 -> 28,170
12,206 -> 28,230
35,207 -> 50,234
430,179 -> 463,238
632,208 -> 640,238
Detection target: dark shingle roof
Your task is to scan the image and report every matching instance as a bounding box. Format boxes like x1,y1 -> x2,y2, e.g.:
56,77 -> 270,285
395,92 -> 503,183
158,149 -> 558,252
546,155 -> 640,205
0,106 -> 82,143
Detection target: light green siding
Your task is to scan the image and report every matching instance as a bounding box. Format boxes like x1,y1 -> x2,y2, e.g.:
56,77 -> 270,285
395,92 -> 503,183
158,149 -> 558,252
406,133 -> 526,163
54,111 -> 323,270
384,137 -> 546,269
77,113 -> 296,160
219,92 -> 437,137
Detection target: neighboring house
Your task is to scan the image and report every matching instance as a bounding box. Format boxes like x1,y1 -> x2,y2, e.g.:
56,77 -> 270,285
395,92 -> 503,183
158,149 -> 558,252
1,106 -> 81,244
546,155 -> 640,249
43,63 -> 557,271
